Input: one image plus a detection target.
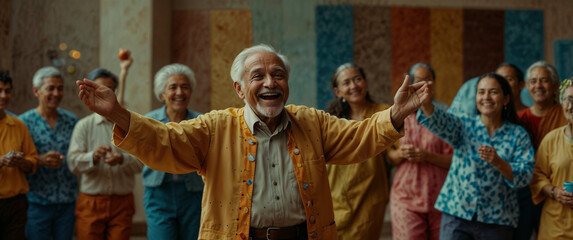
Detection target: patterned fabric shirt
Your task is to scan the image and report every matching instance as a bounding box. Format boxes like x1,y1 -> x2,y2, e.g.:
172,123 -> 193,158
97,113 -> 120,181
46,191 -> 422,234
417,107 -> 535,227
19,108 -> 78,204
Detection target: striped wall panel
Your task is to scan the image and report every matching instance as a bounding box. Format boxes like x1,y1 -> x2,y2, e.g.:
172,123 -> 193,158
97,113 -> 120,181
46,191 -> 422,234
315,5 -> 354,110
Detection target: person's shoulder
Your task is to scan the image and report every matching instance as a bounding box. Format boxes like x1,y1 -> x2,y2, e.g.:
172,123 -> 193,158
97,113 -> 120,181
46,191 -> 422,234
545,125 -> 565,138
57,108 -> 79,121
285,104 -> 320,115
539,125 -> 566,147
187,109 -> 203,119
17,109 -> 36,120
6,114 -> 27,129
76,113 -> 99,125
432,100 -> 449,111
517,107 -> 530,118
144,107 -> 163,118
201,107 -> 244,119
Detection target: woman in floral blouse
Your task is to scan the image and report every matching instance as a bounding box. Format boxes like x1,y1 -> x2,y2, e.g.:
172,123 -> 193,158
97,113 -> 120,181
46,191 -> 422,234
418,72 -> 535,239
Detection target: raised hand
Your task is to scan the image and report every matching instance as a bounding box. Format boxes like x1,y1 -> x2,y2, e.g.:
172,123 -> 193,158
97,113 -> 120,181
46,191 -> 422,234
77,79 -> 119,117
390,75 -> 431,129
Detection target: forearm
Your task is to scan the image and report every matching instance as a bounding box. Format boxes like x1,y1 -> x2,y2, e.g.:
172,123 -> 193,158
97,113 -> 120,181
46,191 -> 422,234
390,106 -> 408,131
387,149 -> 403,166
426,152 -> 452,169
18,159 -> 33,174
494,159 -> 514,182
108,105 -> 131,134
541,184 -> 555,200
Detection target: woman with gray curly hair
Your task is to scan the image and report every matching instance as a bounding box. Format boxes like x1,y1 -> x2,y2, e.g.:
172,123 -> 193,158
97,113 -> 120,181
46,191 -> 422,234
530,78 -> 573,239
143,63 -> 203,240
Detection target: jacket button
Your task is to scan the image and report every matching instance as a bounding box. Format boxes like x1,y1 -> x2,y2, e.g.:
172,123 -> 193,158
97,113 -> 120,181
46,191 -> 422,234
309,215 -> 316,223
293,148 -> 300,155
311,232 -> 317,238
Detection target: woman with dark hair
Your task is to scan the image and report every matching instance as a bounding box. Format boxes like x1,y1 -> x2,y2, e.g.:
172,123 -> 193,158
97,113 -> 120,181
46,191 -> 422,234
325,63 -> 392,239
387,63 -> 453,240
418,73 -> 535,239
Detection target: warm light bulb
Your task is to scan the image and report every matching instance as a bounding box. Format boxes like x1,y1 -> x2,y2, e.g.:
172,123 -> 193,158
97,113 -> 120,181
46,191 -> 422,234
59,43 -> 68,51
69,50 -> 81,59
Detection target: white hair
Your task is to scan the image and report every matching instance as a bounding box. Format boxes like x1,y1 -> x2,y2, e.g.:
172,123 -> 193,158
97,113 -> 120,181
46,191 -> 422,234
230,44 -> 290,87
32,66 -> 62,88
153,63 -> 196,102
526,60 -> 559,85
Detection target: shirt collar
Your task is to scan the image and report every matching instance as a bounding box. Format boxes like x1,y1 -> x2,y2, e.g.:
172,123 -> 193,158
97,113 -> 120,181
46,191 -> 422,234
243,103 -> 290,135
3,113 -> 15,126
94,113 -> 111,125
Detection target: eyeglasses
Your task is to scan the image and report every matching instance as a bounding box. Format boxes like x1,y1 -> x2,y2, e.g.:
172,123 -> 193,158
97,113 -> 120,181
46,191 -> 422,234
562,96 -> 573,105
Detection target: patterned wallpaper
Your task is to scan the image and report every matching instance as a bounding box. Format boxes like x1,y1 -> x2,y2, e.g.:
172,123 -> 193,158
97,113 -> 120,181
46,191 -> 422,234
172,5 -> 549,111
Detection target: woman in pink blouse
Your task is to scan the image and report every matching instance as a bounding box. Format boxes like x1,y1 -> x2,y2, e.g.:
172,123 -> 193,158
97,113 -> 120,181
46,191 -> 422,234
387,63 -> 453,240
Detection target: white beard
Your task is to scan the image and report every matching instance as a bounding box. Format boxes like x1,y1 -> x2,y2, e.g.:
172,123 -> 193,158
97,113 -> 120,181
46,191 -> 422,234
244,99 -> 284,119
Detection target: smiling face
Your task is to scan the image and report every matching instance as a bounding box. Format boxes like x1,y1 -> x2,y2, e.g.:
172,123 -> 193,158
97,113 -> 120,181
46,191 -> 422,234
333,68 -> 367,105
0,81 -> 11,113
161,74 -> 191,113
562,86 -> 573,125
33,77 -> 64,111
476,77 -> 510,119
234,51 -> 289,122
528,67 -> 557,105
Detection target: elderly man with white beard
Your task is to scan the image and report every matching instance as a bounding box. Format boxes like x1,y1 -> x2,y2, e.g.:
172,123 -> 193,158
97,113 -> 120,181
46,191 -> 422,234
75,44 -> 430,240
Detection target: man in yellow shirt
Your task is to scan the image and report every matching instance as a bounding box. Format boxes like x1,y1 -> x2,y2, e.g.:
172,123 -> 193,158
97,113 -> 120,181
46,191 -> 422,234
76,44 -> 430,240
0,71 -> 38,239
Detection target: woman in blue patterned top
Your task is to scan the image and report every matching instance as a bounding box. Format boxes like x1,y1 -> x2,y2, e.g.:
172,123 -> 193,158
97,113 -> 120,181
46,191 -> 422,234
417,72 -> 535,239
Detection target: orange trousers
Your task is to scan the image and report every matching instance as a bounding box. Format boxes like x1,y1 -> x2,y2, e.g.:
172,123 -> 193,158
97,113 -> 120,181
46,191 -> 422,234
75,192 -> 135,240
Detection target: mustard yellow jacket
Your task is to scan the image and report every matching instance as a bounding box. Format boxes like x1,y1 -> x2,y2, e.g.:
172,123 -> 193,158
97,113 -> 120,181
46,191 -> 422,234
113,105 -> 401,240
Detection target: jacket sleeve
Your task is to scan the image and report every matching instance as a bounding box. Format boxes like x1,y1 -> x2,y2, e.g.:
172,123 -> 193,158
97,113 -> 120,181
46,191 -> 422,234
112,111 -> 209,174
505,126 -> 535,189
530,132 -> 555,204
320,106 -> 402,165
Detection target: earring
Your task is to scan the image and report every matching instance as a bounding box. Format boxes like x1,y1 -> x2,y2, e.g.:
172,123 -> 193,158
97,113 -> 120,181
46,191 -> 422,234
341,98 -> 346,103
504,105 -> 507,110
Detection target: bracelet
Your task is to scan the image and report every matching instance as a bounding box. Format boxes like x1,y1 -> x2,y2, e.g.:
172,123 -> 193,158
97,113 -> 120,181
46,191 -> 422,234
551,186 -> 556,199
